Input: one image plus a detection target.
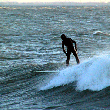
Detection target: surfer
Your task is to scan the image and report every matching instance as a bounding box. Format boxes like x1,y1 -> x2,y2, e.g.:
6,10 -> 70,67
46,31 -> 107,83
61,34 -> 80,66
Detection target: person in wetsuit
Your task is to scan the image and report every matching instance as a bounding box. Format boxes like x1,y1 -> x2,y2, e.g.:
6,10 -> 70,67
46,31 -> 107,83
61,34 -> 80,66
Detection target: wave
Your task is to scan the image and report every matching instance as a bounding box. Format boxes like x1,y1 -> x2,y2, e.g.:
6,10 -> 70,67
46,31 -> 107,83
40,55 -> 110,91
0,63 -> 59,85
93,31 -> 110,36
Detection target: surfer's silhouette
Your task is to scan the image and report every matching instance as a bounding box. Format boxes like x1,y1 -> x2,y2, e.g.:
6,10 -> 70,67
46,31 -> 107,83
61,34 -> 80,66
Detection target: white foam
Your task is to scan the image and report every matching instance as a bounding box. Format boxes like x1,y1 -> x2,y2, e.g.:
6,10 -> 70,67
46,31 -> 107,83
40,55 -> 110,91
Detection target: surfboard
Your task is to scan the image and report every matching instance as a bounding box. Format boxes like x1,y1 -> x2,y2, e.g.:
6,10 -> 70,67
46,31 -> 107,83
35,71 -> 58,73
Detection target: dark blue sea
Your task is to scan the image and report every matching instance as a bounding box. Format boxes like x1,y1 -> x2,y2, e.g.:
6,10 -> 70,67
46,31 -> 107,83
0,4 -> 110,110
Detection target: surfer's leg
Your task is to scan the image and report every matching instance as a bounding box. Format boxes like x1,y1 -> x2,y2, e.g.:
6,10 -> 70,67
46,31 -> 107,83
66,55 -> 70,66
73,51 -> 80,64
66,50 -> 71,66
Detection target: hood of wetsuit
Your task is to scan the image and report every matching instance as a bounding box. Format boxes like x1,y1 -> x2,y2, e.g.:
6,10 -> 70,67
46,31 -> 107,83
61,34 -> 66,40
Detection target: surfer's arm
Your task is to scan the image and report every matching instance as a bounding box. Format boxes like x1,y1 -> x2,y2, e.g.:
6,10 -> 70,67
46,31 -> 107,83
71,39 -> 77,51
62,41 -> 67,55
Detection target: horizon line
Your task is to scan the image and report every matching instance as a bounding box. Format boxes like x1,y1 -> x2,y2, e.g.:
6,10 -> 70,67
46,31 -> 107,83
0,1 -> 110,3
0,1 -> 110,4
0,1 -> 110,6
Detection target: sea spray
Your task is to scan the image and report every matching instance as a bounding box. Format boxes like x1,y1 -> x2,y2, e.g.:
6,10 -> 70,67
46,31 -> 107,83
40,55 -> 110,91
76,55 -> 110,91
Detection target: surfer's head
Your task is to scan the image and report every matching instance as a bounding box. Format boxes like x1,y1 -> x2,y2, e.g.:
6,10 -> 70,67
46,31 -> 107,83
61,34 -> 66,40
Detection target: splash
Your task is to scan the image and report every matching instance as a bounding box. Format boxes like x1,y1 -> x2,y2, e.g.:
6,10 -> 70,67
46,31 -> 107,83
40,55 -> 110,91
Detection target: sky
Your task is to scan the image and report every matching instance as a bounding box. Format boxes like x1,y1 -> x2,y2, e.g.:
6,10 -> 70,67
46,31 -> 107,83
0,0 -> 109,3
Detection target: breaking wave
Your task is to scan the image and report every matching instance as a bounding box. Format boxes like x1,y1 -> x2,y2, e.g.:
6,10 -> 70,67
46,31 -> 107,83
40,55 -> 110,91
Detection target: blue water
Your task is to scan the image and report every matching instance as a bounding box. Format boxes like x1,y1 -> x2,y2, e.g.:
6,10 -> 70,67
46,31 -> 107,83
0,5 -> 110,109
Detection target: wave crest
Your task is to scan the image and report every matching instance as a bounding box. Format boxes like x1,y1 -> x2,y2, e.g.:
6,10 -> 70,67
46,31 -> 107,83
40,55 -> 110,91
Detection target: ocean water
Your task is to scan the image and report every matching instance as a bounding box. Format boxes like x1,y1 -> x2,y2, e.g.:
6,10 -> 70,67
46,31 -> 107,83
0,5 -> 110,110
